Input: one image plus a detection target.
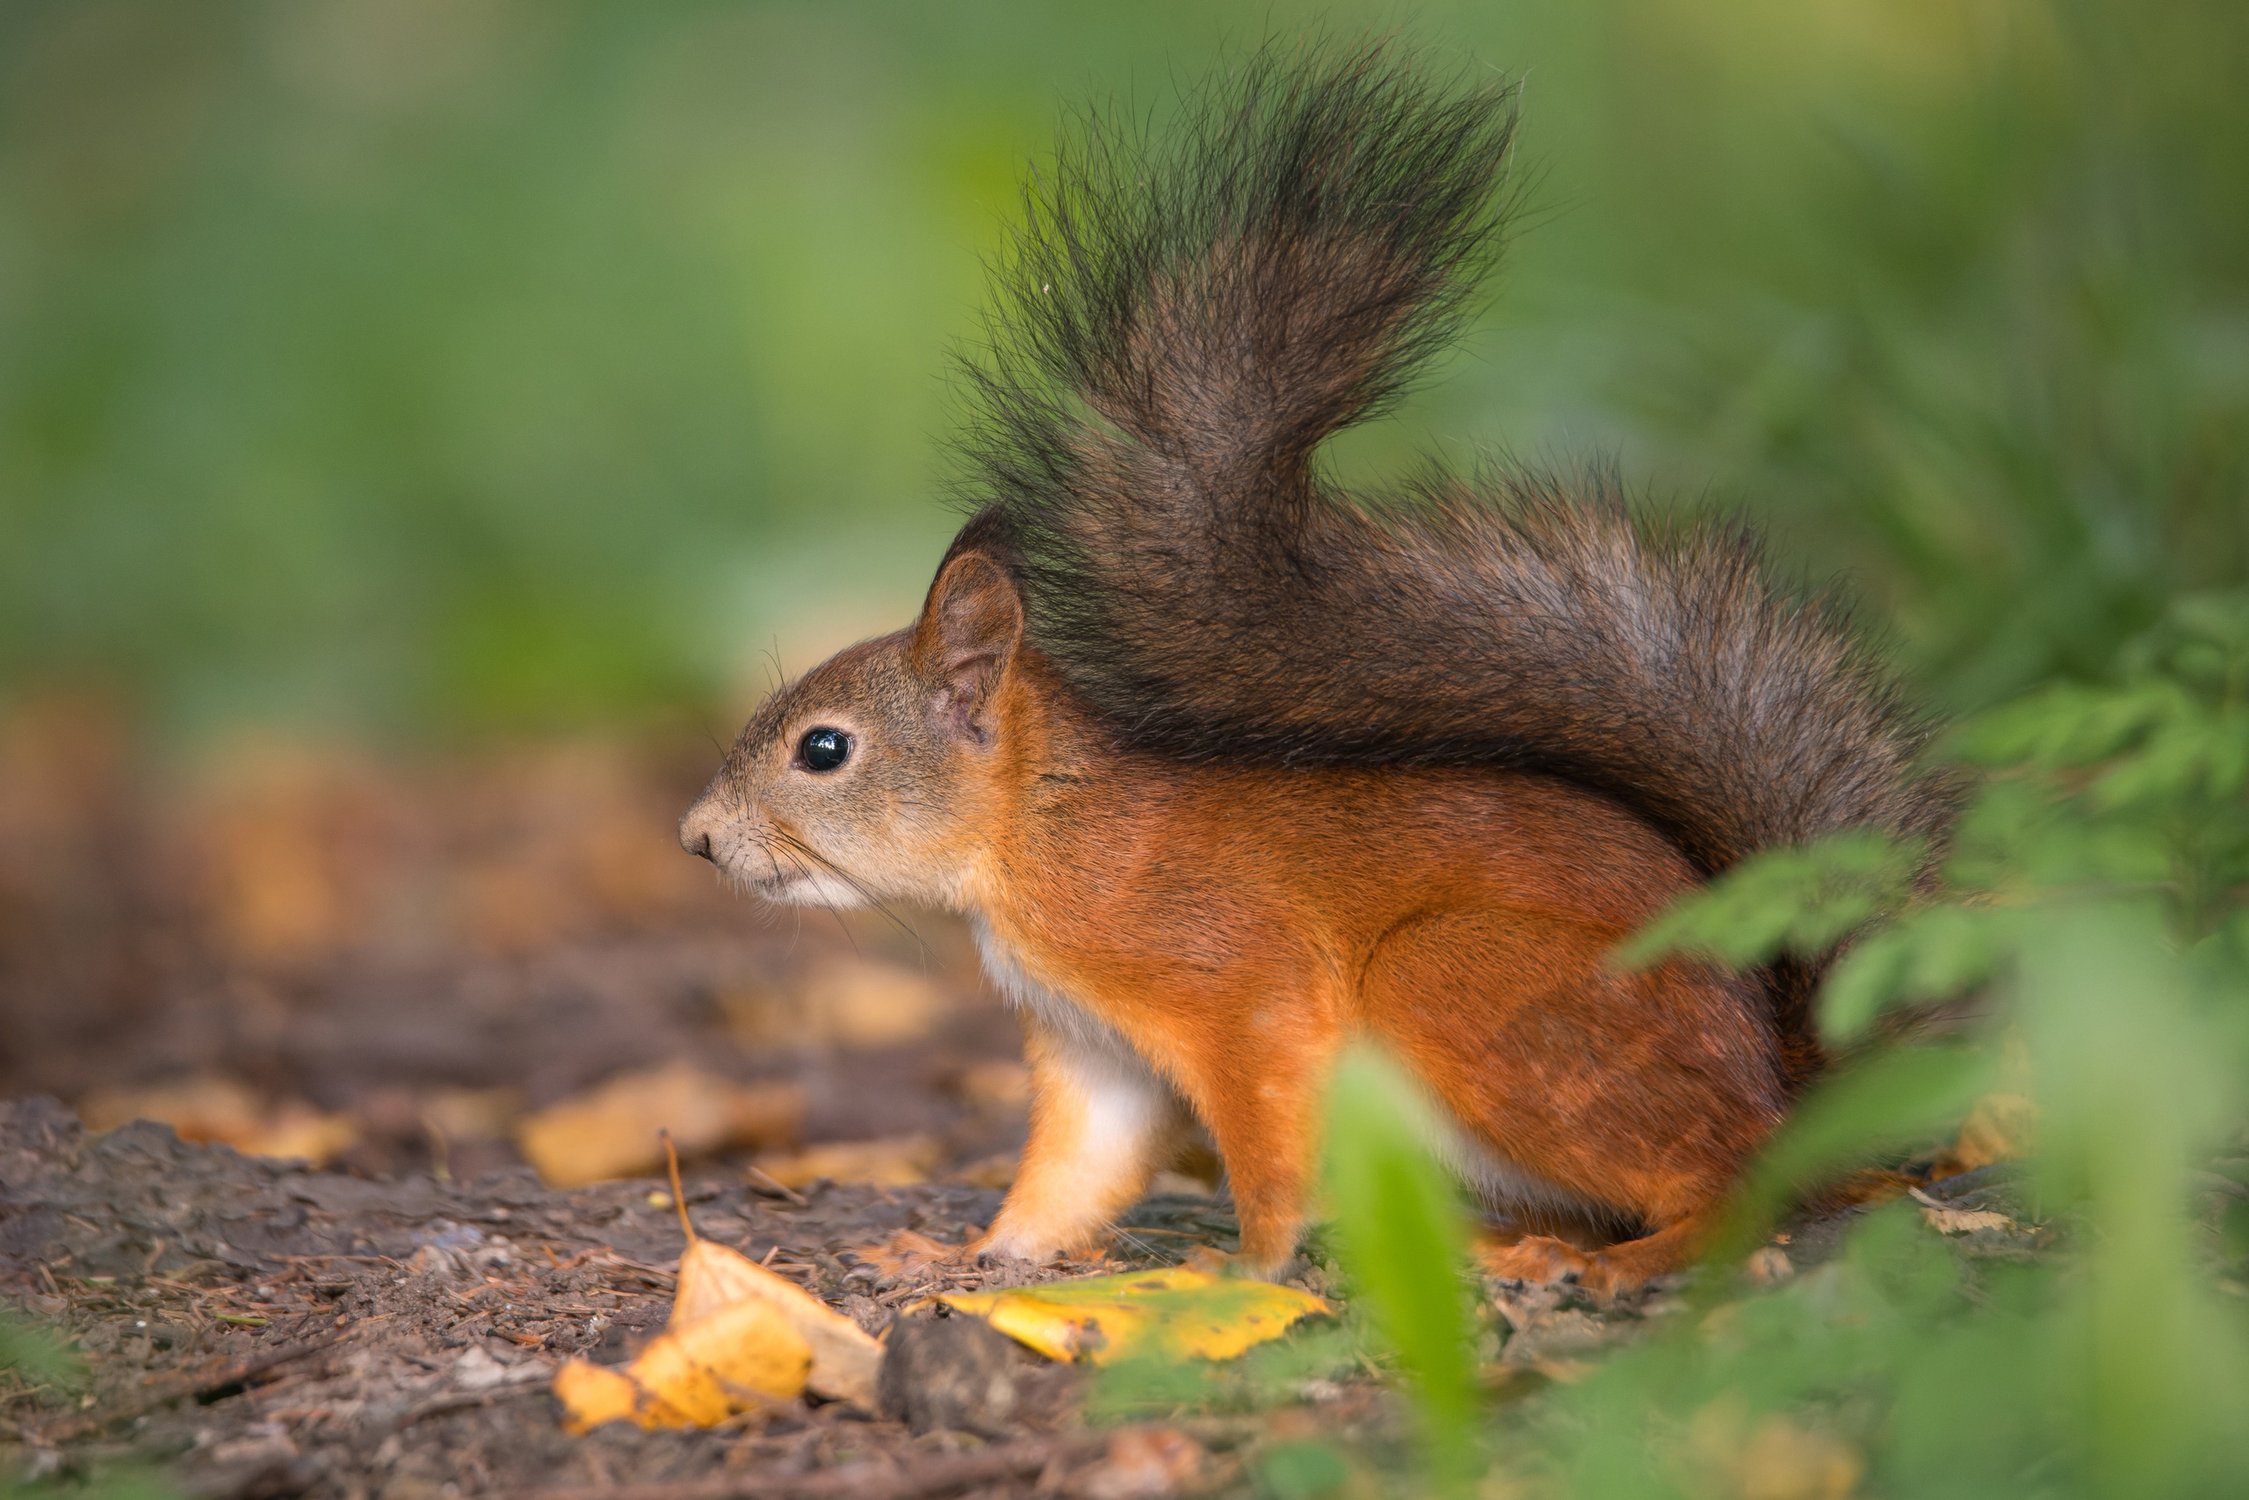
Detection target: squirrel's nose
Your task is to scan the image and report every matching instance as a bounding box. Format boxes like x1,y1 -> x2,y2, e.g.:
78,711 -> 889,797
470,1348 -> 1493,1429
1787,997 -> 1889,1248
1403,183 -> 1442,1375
679,804 -> 719,862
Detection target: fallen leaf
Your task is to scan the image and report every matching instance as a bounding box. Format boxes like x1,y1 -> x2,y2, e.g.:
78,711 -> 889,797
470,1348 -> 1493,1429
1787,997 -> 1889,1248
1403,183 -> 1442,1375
950,1152 -> 1018,1190
80,1078 -> 359,1167
516,1064 -> 802,1187
1687,1397 -> 1863,1500
188,741 -> 388,965
755,1133 -> 940,1189
1736,1415 -> 1864,1500
1908,1187 -> 2017,1236
552,1359 -> 644,1431
554,1299 -> 810,1432
417,1086 -> 523,1142
556,1135 -> 878,1432
720,957 -> 950,1049
663,1149 -> 881,1409
1935,1090 -> 2036,1177
243,1104 -> 361,1167
941,1266 -> 1329,1365
945,1060 -> 1032,1113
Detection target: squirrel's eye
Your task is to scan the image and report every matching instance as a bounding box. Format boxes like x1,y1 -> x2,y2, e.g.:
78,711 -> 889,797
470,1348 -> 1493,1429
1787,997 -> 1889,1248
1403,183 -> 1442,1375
796,726 -> 851,772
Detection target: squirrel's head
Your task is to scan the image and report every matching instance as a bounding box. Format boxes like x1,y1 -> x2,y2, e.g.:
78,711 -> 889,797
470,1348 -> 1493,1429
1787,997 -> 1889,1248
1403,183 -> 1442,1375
678,551 -> 1025,911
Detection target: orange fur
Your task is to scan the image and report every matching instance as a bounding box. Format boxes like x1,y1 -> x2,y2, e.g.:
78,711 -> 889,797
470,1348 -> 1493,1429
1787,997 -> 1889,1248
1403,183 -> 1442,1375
678,53 -> 1940,1292
955,652 -> 1785,1279
682,562 -> 1791,1289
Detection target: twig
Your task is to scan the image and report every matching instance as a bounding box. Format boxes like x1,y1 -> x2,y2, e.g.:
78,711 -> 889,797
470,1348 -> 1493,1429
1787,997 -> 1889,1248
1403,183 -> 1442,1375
745,1163 -> 810,1207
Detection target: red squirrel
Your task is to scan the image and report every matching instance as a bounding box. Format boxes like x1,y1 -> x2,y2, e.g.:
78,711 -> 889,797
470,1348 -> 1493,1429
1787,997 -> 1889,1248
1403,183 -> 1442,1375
678,49 -> 1950,1292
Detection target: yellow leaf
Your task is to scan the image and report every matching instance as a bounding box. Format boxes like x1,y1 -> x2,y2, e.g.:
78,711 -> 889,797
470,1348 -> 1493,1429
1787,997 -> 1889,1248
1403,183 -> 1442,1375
556,1132 -> 886,1436
80,1077 -> 359,1168
1943,1090 -> 2036,1175
721,957 -> 951,1049
941,1267 -> 1329,1365
554,1300 -> 811,1432
635,1300 -> 811,1421
553,1359 -> 645,1434
673,1240 -> 881,1409
755,1133 -> 940,1189
515,1064 -> 802,1187
664,1132 -> 882,1409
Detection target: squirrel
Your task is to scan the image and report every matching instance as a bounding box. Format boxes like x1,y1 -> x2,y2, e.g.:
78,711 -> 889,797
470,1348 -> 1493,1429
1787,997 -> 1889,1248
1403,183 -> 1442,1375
678,47 -> 1952,1293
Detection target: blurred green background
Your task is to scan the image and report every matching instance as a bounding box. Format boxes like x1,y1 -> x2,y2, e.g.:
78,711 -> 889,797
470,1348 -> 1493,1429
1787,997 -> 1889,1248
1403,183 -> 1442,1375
6,0 -> 2240,743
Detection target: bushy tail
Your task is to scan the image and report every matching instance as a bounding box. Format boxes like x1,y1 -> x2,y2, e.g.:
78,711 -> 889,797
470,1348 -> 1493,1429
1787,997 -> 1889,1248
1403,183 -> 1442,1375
953,44 -> 1955,1078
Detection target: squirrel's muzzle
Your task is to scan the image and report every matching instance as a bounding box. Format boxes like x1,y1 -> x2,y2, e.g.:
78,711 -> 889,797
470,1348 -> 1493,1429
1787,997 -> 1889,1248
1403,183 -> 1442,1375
678,800 -> 722,863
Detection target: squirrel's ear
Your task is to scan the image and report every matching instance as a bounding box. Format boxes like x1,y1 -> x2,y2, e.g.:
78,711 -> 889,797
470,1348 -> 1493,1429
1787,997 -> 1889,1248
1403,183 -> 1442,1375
911,551 -> 1024,744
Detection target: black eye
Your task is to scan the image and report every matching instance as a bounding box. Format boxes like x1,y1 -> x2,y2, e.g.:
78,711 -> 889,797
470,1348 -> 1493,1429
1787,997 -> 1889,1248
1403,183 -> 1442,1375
796,726 -> 851,772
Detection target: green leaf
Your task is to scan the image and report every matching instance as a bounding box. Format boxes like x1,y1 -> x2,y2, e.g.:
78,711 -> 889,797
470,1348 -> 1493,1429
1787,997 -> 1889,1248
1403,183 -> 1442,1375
1319,1044 -> 1480,1481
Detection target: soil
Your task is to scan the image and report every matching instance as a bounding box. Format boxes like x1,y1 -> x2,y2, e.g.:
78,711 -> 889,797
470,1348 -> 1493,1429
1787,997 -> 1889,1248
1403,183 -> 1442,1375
0,704 -> 2031,1496
1,1095 -> 1308,1497
0,709 -> 1392,1496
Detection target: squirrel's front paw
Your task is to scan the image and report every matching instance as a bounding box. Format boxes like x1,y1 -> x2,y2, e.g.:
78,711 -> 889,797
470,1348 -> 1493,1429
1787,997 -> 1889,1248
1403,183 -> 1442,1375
964,1224 -> 1064,1266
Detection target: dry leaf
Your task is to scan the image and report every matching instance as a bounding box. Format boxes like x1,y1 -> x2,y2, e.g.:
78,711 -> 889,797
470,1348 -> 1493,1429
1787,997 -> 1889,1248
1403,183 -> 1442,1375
1937,1090 -> 2037,1177
189,742 -> 387,965
755,1133 -> 940,1190
1908,1187 -> 2017,1235
1736,1416 -> 1864,1500
670,1222 -> 881,1410
555,1135 -> 882,1432
951,1152 -> 1018,1190
417,1086 -> 523,1142
554,1299 -> 810,1432
80,1078 -> 359,1167
1687,1397 -> 1863,1500
720,958 -> 950,1049
946,1060 -> 1032,1113
941,1266 -> 1329,1365
516,1064 -> 802,1187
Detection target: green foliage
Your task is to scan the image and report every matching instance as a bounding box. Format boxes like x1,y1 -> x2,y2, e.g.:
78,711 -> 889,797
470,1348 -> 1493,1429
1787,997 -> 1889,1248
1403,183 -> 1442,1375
1600,0 -> 2249,711
1,1468 -> 174,1500
1319,1045 -> 1482,1486
0,1314 -> 173,1500
1255,1440 -> 1355,1500
6,0 -> 2241,738
1554,590 -> 2249,1499
0,1311 -> 85,1398
1615,833 -> 1917,973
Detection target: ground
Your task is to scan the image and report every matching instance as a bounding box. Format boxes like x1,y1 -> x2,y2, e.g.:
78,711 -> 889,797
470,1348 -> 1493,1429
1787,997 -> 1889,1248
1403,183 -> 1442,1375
0,712 -> 1367,1495
3,1095 -> 1297,1497
0,705 -> 2032,1496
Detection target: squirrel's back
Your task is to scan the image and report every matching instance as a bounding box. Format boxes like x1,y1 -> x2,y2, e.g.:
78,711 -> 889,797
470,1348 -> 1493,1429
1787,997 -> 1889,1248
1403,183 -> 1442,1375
949,45 -> 1955,1084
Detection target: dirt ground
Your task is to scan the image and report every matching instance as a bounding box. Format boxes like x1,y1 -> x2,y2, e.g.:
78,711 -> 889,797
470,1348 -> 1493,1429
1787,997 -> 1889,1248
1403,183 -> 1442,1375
2,1093 -> 1345,1497
0,703 -> 1380,1496
0,701 -> 2027,1496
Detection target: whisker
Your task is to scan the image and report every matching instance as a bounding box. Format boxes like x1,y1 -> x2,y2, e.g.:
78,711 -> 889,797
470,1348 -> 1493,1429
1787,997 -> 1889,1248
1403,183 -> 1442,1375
770,830 -> 926,952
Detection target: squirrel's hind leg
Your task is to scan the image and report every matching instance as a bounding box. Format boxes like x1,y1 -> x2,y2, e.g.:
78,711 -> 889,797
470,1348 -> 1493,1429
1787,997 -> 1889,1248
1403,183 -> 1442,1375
1477,1212 -> 1712,1298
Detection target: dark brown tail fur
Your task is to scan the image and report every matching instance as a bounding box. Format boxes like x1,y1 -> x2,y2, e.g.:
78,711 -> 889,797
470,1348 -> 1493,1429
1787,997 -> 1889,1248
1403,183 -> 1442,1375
950,43 -> 1956,1086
